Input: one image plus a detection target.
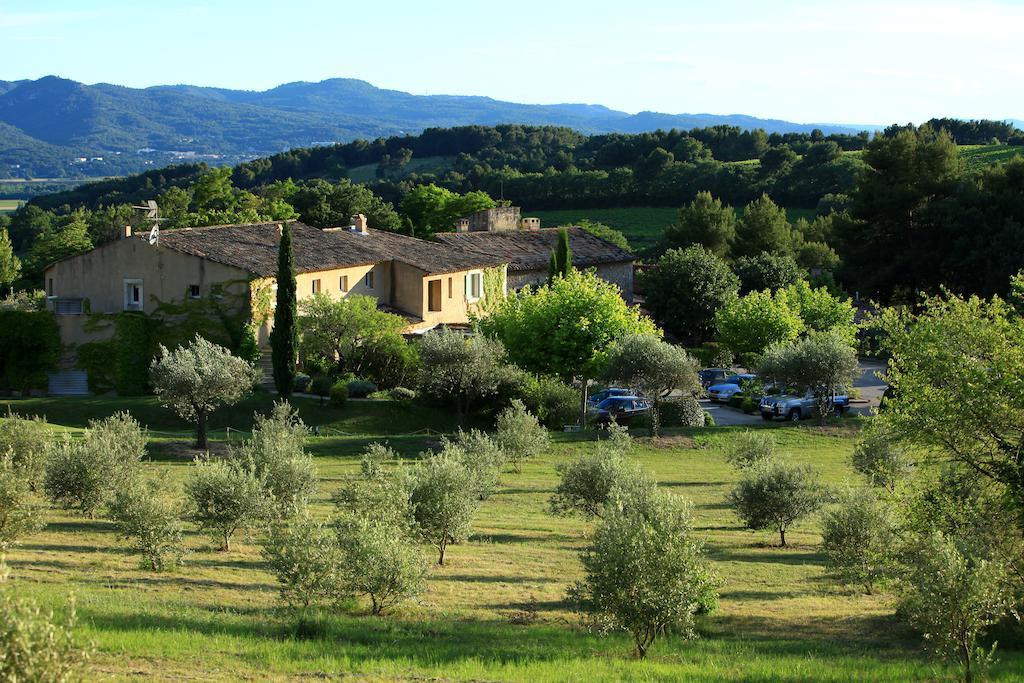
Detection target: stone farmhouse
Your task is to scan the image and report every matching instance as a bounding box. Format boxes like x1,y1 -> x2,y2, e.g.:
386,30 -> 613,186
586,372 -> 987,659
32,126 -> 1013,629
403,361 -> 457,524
42,213 -> 634,393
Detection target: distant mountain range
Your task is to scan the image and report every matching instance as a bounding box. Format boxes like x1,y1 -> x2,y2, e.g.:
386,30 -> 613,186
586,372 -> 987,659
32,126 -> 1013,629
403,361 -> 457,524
0,75 -> 884,179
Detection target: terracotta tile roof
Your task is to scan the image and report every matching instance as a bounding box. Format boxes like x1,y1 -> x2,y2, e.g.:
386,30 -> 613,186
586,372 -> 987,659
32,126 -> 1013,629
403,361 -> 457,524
149,220 -> 503,276
433,227 -> 633,272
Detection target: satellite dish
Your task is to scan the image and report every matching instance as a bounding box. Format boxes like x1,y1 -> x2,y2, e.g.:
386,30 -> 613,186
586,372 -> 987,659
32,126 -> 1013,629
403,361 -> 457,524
148,225 -> 159,245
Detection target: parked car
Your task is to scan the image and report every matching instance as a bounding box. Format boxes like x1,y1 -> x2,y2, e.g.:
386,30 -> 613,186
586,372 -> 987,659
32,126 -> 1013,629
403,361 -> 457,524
588,387 -> 635,405
706,374 -> 756,402
698,368 -> 730,389
591,396 -> 652,425
759,388 -> 850,421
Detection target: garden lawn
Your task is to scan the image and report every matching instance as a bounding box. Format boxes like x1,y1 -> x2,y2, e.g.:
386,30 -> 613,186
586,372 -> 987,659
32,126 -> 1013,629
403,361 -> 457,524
4,400 -> 1023,681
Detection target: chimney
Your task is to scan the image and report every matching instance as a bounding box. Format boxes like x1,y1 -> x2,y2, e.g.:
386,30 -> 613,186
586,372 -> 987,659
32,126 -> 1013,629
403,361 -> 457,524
521,217 -> 541,232
350,214 -> 368,235
123,225 -> 133,239
455,218 -> 470,233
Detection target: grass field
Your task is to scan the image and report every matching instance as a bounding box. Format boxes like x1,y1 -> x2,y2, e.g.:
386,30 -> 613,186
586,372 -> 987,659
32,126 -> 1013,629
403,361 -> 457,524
4,395 -> 1023,680
532,206 -> 816,253
960,144 -> 1024,171
0,199 -> 24,213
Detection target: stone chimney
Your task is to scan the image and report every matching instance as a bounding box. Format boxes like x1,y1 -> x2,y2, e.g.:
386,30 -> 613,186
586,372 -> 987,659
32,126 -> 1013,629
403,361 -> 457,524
350,214 -> 369,234
455,218 -> 470,233
520,217 -> 541,232
123,225 -> 133,239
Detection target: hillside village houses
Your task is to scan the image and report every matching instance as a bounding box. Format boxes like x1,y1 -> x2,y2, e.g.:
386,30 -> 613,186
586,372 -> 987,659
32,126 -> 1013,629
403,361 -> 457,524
42,209 -> 634,393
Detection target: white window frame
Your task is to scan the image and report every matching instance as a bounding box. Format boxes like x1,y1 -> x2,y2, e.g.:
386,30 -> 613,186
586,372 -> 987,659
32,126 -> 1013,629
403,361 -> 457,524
123,278 -> 143,311
465,270 -> 483,302
340,275 -> 349,293
364,270 -> 375,289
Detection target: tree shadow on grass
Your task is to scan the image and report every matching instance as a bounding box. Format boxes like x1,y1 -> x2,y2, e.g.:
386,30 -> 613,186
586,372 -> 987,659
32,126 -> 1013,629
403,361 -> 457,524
19,542 -> 123,555
45,519 -> 115,533
436,574 -> 562,585
713,548 -> 825,566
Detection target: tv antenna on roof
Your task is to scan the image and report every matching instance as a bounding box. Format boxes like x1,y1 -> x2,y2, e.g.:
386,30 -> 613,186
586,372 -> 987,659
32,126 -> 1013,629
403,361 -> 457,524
131,200 -> 163,245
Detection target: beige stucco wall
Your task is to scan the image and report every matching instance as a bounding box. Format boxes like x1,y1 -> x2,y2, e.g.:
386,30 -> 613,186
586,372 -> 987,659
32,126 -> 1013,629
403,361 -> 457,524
44,238 -> 251,348
393,262 -> 508,331
254,262 -> 392,347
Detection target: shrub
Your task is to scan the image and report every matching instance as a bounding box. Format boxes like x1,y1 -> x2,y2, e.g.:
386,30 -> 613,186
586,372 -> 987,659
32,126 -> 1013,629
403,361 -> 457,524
495,399 -> 549,473
389,386 -> 417,402
724,430 -> 777,470
820,488 -> 893,594
43,412 -> 145,516
659,395 -> 705,428
347,379 -> 378,398
293,373 -> 311,393
418,329 -> 511,422
329,381 -> 349,407
0,413 -> 51,489
569,488 -> 719,658
234,401 -> 317,516
0,309 -> 61,392
0,563 -> 91,682
0,452 -> 44,551
309,375 -> 334,405
334,443 -> 412,526
335,510 -> 428,615
186,456 -> 270,551
408,453 -> 479,565
262,510 -> 345,612
728,459 -> 825,546
442,430 -> 506,501
107,479 -> 185,571
519,374 -> 578,428
703,410 -> 715,427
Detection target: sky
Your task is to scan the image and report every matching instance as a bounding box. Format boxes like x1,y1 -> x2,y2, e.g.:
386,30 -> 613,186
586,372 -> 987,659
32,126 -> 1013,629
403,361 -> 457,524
2,0 -> 1021,125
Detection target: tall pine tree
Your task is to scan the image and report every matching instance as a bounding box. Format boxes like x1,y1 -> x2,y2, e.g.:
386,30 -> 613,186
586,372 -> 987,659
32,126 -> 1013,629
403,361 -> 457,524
548,228 -> 572,283
271,222 -> 297,397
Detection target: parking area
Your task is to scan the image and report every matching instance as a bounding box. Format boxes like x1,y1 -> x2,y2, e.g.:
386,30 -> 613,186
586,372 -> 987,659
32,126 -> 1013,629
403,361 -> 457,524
701,359 -> 888,425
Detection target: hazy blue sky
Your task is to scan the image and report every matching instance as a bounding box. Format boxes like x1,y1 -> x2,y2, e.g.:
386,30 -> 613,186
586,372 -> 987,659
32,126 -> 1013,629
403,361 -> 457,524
2,0 -> 1021,124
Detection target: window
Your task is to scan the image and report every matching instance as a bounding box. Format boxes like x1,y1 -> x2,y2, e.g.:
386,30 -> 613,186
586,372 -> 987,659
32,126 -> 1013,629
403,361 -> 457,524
53,298 -> 83,315
364,271 -> 375,289
47,278 -> 54,297
339,275 -> 348,293
448,277 -> 452,299
312,279 -> 321,295
428,279 -> 442,312
188,284 -> 201,299
123,279 -> 143,311
465,271 -> 482,301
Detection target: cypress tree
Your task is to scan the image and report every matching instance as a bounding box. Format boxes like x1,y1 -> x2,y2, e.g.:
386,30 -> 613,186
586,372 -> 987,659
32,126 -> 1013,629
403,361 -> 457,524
548,228 -> 572,283
271,222 -> 297,397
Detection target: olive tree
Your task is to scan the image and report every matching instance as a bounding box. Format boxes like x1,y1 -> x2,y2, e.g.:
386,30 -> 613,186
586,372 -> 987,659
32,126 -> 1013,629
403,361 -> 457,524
549,425 -> 646,518
757,330 -> 859,423
43,412 -> 146,516
728,459 -> 825,546
107,478 -> 185,571
0,451 -> 44,551
0,563 -> 91,682
896,532 -> 1016,683
820,488 -> 894,593
0,413 -> 51,490
234,401 -> 317,515
408,453 -> 479,565
851,425 -> 913,490
602,334 -> 700,436
418,329 -> 510,423
569,489 -> 719,658
494,399 -> 549,473
150,335 -> 261,449
441,430 -> 506,501
335,510 -> 428,615
186,456 -> 270,551
262,510 -> 346,613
